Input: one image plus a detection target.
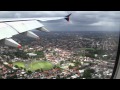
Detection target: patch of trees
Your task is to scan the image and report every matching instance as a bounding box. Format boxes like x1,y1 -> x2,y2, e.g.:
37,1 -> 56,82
74,61 -> 81,67
35,51 -> 45,58
82,68 -> 95,79
15,51 -> 29,59
60,61 -> 64,65
69,65 -> 74,69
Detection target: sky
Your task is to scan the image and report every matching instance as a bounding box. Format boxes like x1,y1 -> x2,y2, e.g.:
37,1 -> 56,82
0,11 -> 120,31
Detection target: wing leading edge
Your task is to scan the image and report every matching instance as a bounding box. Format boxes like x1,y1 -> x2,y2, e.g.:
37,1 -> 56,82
0,13 -> 72,48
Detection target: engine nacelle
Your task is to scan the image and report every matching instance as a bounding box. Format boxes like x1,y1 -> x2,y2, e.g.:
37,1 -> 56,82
24,31 -> 39,39
4,38 -> 22,48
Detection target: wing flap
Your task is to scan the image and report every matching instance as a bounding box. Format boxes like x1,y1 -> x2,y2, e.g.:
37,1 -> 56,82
0,23 -> 18,40
5,20 -> 44,33
0,17 -> 65,22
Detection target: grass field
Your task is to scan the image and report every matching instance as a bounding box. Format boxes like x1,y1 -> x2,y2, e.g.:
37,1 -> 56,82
13,62 -> 25,68
13,61 -> 53,71
27,61 -> 53,71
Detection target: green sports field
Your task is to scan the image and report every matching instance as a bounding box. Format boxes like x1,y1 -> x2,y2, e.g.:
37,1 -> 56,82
13,62 -> 25,68
13,61 -> 53,71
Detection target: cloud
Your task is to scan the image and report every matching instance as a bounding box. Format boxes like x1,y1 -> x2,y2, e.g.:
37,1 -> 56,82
0,11 -> 120,31
90,21 -> 115,26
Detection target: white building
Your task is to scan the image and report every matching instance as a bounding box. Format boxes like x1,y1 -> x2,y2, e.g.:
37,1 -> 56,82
27,53 -> 37,57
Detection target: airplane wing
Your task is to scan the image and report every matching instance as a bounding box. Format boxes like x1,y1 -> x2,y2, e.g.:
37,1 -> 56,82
0,14 -> 72,48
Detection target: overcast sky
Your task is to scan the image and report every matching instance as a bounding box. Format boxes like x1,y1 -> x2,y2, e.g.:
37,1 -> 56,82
0,11 -> 120,31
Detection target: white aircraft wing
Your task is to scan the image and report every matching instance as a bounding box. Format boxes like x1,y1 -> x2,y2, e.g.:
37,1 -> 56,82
0,14 -> 72,48
0,17 -> 65,22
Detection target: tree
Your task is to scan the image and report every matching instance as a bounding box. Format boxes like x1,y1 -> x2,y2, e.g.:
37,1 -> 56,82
53,52 -> 56,56
9,54 -> 14,59
82,70 -> 92,79
14,65 -> 19,68
9,62 -> 13,64
7,74 -> 17,79
35,69 -> 40,72
60,61 -> 64,65
41,69 -> 43,72
89,69 -> 95,73
69,65 -> 73,69
24,68 -> 26,71
56,75 -> 60,79
27,70 -> 32,75
35,51 -> 45,58
53,65 -> 60,69
20,67 -> 22,69
75,61 -> 80,67
82,68 -> 95,79
14,51 -> 29,59
0,75 -> 3,79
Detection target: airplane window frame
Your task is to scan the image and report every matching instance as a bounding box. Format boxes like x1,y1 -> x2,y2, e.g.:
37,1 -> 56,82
111,30 -> 120,79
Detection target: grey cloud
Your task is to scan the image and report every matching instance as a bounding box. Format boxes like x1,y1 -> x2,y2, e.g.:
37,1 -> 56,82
0,11 -> 66,18
0,11 -> 120,31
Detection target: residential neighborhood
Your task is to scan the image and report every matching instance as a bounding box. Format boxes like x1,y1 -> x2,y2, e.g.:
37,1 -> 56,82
0,31 -> 118,79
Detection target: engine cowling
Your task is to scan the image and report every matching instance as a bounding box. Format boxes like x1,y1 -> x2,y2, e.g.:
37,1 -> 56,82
4,38 -> 22,48
24,31 -> 40,39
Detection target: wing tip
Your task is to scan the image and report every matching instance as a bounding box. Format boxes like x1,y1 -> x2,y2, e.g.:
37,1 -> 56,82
65,13 -> 72,22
